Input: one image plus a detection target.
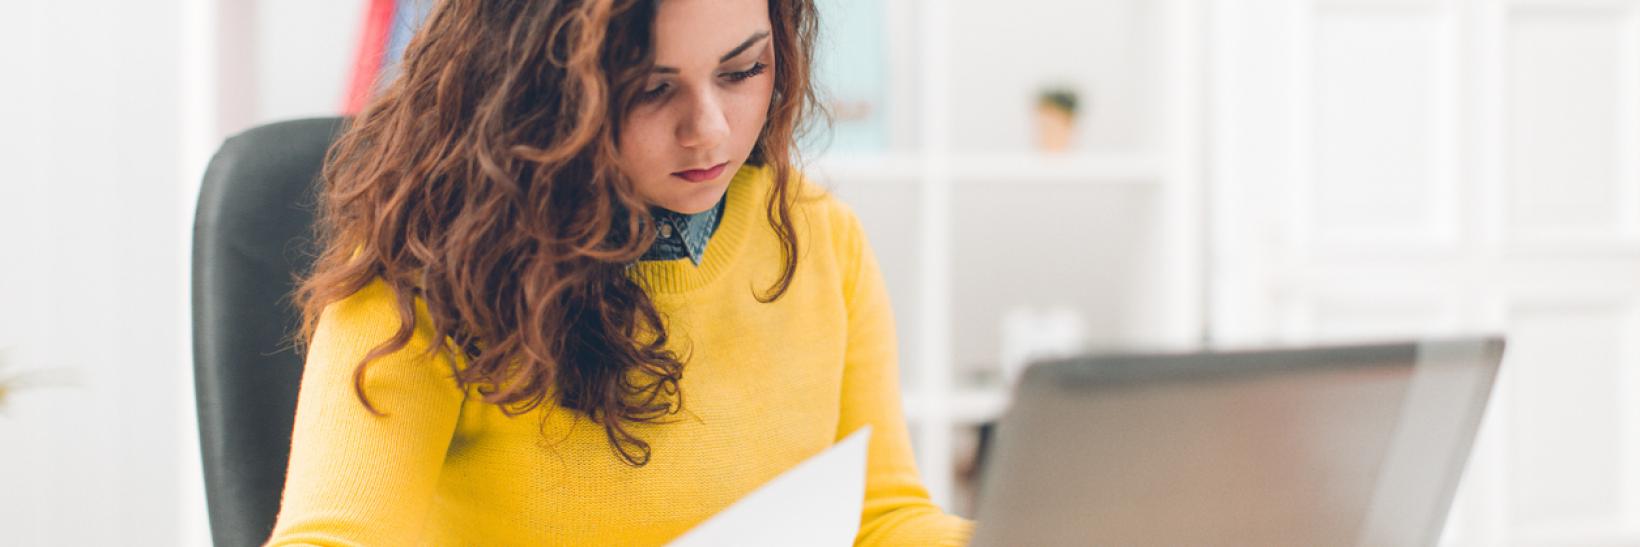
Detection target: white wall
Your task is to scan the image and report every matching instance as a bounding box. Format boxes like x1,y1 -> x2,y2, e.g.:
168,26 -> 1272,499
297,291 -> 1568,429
0,2 -> 191,545
251,0 -> 365,126
0,1 -> 361,545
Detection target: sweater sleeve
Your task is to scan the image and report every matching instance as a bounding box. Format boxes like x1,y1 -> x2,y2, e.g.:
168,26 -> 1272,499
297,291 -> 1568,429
265,279 -> 466,547
834,204 -> 976,547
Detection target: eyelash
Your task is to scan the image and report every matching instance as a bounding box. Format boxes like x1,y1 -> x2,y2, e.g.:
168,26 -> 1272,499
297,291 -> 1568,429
637,62 -> 769,103
724,61 -> 769,83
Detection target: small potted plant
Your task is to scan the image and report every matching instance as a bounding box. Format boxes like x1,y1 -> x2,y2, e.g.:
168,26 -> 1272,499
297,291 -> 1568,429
1034,85 -> 1080,154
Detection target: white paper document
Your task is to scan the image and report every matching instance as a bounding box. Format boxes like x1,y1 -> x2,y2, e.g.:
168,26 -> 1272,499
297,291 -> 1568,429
668,425 -> 873,547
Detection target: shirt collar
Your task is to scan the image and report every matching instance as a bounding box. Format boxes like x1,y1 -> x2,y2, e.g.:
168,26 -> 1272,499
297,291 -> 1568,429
639,194 -> 726,266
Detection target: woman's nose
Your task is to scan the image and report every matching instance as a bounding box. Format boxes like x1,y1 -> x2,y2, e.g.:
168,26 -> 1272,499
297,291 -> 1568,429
676,91 -> 731,150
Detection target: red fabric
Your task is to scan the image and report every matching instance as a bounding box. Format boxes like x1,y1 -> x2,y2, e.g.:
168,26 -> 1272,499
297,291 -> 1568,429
343,0 -> 397,114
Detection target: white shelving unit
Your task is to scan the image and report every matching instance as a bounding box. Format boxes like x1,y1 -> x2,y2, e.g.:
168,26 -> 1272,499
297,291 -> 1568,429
811,153 -> 1165,184
808,0 -> 1206,509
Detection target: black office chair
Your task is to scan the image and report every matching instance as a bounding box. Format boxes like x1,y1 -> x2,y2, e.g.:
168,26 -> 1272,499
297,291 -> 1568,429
192,117 -> 347,547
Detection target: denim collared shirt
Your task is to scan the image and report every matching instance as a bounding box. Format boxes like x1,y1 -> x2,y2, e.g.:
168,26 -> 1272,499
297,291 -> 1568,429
639,194 -> 726,265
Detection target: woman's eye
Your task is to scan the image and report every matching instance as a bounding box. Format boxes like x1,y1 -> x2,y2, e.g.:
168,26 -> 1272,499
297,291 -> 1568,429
723,62 -> 768,83
636,63 -> 765,105
637,82 -> 669,103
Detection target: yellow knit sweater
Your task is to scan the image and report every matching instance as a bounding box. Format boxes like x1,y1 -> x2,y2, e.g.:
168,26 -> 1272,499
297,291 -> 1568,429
266,164 -> 975,546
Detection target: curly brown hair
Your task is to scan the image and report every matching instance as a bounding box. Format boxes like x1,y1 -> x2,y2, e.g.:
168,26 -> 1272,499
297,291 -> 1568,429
291,0 -> 823,466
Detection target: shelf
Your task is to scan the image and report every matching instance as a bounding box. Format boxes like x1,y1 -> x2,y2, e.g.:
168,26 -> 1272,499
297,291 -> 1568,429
806,155 -> 923,182
807,153 -> 1167,185
949,154 -> 1164,183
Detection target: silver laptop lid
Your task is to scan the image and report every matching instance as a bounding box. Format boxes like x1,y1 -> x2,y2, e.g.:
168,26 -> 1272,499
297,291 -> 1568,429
970,336 -> 1505,547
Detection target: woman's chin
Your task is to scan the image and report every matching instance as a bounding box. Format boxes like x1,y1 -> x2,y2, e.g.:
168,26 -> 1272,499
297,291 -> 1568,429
660,184 -> 728,214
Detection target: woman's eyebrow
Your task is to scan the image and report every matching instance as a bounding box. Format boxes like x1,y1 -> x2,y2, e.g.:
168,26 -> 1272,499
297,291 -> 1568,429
652,30 -> 770,74
715,31 -> 771,62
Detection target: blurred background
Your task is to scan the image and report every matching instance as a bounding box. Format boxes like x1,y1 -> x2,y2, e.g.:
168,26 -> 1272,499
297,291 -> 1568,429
2,0 -> 1637,545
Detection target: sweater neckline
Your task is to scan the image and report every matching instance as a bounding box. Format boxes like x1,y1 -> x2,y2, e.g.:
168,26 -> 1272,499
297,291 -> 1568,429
626,162 -> 763,295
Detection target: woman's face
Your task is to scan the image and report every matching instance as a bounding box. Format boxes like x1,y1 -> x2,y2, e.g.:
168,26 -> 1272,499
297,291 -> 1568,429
616,0 -> 776,214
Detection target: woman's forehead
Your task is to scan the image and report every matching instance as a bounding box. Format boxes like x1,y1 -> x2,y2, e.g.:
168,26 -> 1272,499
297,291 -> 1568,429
650,0 -> 771,70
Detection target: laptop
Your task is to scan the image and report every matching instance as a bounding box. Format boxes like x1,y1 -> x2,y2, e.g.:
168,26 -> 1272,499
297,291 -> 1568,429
969,336 -> 1505,546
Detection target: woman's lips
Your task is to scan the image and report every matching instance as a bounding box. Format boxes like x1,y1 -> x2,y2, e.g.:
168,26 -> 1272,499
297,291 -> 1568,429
672,161 -> 728,183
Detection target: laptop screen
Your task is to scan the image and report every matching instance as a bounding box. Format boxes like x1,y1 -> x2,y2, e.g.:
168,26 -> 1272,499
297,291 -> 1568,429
971,337 -> 1503,547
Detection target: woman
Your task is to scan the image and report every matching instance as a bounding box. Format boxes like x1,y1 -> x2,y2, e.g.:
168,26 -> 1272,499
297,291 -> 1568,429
266,0 -> 974,545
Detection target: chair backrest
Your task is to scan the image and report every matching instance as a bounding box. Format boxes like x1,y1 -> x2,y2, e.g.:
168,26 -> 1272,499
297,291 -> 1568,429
192,117 -> 345,547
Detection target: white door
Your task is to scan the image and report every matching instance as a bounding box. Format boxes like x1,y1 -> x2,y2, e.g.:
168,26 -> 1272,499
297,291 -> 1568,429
1211,0 -> 1640,544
